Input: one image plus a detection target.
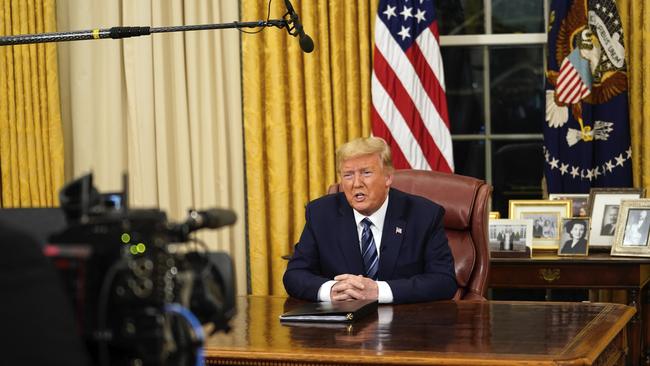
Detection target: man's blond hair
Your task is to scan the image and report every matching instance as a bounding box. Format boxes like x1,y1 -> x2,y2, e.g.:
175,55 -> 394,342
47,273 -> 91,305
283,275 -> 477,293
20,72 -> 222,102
336,136 -> 394,173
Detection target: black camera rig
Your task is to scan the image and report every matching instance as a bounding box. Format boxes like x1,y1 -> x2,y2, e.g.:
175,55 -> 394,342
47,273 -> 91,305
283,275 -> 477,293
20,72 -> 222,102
45,173 -> 236,366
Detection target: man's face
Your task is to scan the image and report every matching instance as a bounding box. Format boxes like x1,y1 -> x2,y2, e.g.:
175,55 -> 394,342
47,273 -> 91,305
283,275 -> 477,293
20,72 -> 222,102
607,207 -> 619,223
340,153 -> 393,216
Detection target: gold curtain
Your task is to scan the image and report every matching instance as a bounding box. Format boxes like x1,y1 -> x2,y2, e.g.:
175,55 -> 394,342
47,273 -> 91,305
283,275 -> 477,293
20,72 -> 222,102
619,0 -> 650,191
0,0 -> 63,207
242,0 -> 377,295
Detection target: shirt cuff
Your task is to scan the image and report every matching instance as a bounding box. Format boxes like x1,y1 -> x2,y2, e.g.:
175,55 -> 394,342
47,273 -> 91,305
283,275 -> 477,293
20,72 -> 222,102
317,280 -> 336,302
376,281 -> 394,303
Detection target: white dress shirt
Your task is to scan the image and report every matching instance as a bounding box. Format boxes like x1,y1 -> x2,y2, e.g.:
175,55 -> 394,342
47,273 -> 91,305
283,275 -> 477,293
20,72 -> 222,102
318,195 -> 394,303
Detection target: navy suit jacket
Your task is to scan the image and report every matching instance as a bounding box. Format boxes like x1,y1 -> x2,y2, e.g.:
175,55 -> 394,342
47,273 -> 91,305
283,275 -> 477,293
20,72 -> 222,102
283,188 -> 457,304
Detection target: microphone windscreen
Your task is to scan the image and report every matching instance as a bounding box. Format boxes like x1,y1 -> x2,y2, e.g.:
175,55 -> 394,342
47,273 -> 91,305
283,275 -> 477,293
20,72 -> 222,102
202,209 -> 237,229
300,34 -> 314,53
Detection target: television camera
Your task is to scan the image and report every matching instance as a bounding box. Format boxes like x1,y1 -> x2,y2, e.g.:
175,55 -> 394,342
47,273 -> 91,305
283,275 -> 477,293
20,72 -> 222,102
45,173 -> 237,366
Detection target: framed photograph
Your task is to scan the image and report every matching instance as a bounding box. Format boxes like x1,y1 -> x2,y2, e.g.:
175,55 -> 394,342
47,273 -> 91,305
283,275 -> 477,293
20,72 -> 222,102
549,193 -> 589,217
488,219 -> 532,258
558,218 -> 590,256
509,200 -> 571,249
611,199 -> 650,257
489,211 -> 501,219
587,188 -> 645,249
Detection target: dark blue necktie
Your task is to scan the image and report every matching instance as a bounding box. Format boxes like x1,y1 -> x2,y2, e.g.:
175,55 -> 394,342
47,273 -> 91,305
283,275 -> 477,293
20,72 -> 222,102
361,218 -> 379,280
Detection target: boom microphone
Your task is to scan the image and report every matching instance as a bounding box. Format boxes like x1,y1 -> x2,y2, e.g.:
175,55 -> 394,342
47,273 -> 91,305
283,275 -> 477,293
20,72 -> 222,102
170,208 -> 237,241
283,0 -> 315,53
186,209 -> 237,231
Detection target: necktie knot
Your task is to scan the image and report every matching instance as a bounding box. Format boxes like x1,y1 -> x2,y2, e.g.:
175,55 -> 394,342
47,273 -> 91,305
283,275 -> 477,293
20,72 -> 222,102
362,217 -> 373,229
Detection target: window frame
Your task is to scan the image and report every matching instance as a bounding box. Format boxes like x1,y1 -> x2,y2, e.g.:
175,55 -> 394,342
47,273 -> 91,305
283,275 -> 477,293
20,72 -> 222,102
439,0 -> 550,206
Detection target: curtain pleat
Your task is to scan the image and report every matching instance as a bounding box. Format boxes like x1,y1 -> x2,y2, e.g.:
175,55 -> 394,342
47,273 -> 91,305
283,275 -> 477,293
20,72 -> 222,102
56,1 -> 247,295
620,0 -> 650,191
242,0 -> 375,296
0,0 -> 63,208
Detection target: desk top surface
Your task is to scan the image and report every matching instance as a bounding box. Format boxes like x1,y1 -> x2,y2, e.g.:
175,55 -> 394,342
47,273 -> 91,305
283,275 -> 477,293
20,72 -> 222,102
204,296 -> 634,365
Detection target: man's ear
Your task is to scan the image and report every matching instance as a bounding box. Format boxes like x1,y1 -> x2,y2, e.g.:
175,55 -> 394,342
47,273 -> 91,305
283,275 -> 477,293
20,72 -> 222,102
385,171 -> 393,187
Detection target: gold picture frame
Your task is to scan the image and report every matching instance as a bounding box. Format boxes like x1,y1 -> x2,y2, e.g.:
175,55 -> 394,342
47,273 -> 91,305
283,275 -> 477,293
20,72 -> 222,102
489,211 -> 501,220
587,188 -> 645,249
509,200 -> 571,249
611,199 -> 650,257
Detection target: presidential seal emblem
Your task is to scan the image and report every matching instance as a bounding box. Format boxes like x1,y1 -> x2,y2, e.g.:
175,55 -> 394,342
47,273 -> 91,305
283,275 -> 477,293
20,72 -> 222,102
545,0 -> 627,147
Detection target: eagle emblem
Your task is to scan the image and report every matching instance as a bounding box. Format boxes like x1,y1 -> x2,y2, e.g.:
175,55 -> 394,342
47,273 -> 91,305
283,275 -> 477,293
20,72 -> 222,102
545,0 -> 627,147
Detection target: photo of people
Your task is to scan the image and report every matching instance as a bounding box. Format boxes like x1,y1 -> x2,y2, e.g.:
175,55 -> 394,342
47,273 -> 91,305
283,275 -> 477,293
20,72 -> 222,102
611,201 -> 650,257
600,204 -> 619,236
549,194 -> 589,217
522,213 -> 558,239
622,209 -> 650,246
558,218 -> 589,256
496,228 -> 518,251
488,219 -> 532,257
574,201 -> 588,217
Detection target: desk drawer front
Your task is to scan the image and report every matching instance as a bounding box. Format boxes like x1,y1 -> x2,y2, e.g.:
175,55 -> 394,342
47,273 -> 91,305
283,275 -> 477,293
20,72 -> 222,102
490,264 -> 643,288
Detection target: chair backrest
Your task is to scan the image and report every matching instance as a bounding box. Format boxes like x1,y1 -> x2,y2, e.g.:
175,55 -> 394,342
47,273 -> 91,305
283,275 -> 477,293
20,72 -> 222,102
327,169 -> 492,300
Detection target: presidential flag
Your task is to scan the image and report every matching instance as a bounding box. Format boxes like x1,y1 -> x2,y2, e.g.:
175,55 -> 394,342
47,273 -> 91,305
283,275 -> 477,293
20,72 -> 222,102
371,0 -> 453,172
544,0 -> 632,193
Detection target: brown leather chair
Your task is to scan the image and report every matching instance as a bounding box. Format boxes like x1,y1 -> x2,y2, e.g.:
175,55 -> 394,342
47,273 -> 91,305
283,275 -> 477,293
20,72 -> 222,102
327,169 -> 492,301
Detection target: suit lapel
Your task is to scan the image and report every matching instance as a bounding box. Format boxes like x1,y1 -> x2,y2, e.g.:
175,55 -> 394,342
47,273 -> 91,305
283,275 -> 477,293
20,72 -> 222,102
336,194 -> 365,274
378,189 -> 407,280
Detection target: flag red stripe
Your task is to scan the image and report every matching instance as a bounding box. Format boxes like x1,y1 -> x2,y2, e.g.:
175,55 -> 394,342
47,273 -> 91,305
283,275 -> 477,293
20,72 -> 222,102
564,76 -> 584,103
371,106 -> 412,169
404,22 -> 450,128
557,59 -> 572,82
557,67 -> 578,91
558,72 -> 581,101
374,49 -> 452,172
557,70 -> 578,96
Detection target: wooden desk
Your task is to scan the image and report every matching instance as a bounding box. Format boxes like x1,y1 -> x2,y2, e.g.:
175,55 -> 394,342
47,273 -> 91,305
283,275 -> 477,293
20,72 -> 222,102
204,296 -> 634,365
490,253 -> 650,365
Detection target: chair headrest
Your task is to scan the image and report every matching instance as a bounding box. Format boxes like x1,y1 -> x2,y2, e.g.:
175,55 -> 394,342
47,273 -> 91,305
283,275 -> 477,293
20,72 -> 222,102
390,170 -> 484,230
327,170 -> 486,231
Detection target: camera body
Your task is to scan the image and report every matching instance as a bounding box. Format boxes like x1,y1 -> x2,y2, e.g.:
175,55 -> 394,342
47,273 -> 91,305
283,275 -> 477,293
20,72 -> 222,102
45,174 -> 236,365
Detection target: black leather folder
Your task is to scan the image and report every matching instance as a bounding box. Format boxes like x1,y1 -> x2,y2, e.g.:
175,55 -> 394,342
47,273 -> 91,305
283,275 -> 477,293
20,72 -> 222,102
279,299 -> 378,323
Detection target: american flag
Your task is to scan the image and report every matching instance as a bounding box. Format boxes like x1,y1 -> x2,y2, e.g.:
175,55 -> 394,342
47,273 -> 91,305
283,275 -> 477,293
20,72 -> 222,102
371,0 -> 453,172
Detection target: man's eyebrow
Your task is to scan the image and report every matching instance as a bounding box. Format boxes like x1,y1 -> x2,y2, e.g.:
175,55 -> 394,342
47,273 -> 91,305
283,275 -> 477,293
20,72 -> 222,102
342,166 -> 373,171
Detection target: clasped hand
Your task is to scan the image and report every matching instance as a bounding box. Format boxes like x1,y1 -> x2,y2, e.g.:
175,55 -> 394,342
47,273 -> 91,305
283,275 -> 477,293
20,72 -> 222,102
330,274 -> 378,302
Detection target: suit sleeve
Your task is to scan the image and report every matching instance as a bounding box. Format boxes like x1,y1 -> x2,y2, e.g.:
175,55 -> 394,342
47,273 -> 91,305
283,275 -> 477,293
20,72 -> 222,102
283,204 -> 332,301
386,207 -> 457,303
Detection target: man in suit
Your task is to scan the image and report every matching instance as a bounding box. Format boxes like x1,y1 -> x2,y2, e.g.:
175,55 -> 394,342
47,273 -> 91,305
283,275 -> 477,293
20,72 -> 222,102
283,137 -> 457,304
532,218 -> 544,238
623,210 -> 650,246
497,231 -> 505,250
601,205 -> 619,236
